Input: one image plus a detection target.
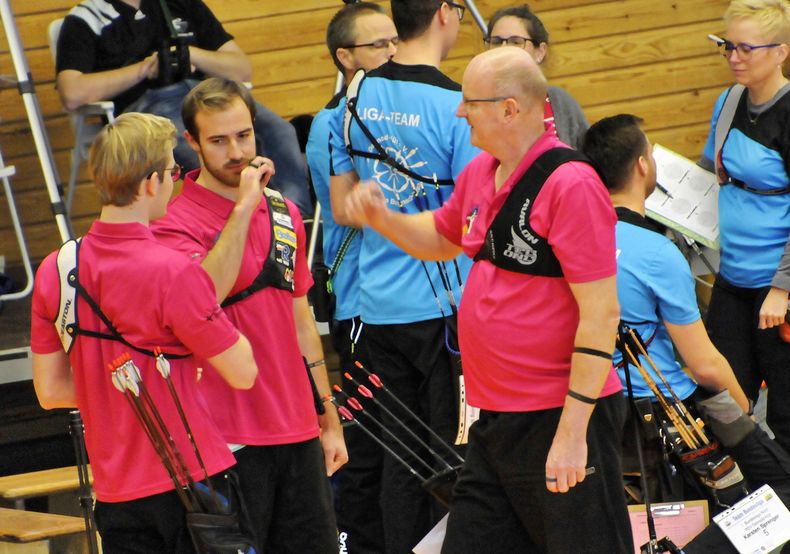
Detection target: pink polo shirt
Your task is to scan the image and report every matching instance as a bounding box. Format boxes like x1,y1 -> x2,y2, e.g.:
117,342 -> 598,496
433,132 -> 622,412
152,172 -> 319,446
31,221 -> 238,502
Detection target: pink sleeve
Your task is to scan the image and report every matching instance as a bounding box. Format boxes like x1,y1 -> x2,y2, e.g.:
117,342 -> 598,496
433,166 -> 469,247
151,217 -> 210,261
542,163 -> 617,283
289,201 -> 314,297
30,252 -> 64,354
162,263 -> 240,360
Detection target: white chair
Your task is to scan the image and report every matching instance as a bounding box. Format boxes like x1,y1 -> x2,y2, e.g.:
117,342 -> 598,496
47,18 -> 115,215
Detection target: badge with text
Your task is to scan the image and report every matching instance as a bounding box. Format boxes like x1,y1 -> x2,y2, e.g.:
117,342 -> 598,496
713,484 -> 790,553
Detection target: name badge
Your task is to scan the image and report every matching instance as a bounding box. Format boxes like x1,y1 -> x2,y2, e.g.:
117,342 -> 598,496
713,484 -> 790,553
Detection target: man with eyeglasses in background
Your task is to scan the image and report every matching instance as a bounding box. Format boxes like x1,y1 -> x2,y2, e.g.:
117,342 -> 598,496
306,4 -> 397,552
327,1 -> 478,552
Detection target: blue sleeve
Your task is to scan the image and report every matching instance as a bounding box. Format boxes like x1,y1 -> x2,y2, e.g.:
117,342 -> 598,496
649,241 -> 701,325
702,89 -> 729,164
306,110 -> 330,201
327,98 -> 354,177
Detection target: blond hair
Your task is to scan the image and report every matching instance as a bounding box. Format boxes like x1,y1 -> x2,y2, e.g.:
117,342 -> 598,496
725,0 -> 790,43
88,113 -> 177,207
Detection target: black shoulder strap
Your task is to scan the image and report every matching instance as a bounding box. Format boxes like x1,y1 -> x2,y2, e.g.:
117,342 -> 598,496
343,69 -> 454,187
221,189 -> 297,308
474,147 -> 592,276
57,238 -> 187,359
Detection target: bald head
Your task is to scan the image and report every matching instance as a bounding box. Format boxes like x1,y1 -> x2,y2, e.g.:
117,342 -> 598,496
465,47 -> 547,106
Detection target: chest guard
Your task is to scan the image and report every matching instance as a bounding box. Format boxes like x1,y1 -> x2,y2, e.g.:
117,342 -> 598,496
222,189 -> 297,308
474,147 -> 593,277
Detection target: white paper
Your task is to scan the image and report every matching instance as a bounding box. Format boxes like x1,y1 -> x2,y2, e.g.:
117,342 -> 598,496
713,484 -> 790,553
413,514 -> 448,554
646,144 -> 719,250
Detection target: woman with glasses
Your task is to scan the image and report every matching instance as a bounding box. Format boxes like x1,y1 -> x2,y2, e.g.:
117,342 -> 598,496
484,4 -> 588,149
701,0 -> 790,454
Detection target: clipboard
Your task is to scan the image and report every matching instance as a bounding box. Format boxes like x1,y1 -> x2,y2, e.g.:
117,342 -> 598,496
628,500 -> 710,553
646,144 -> 720,250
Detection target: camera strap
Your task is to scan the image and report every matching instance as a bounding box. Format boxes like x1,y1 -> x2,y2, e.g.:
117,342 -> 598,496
157,0 -> 180,41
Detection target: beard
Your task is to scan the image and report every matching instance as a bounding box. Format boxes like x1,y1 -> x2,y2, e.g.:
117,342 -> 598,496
200,153 -> 253,189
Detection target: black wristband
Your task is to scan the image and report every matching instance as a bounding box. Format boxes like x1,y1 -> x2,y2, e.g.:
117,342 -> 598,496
567,389 -> 598,405
573,347 -> 613,361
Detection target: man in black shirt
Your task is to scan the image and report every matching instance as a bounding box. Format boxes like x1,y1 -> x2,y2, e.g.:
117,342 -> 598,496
56,0 -> 311,214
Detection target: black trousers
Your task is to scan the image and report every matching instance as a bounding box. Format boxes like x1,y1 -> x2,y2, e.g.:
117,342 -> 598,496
707,275 -> 790,454
442,393 -> 632,554
365,318 -> 463,554
331,316 -> 385,554
95,489 -> 196,554
233,438 -> 337,554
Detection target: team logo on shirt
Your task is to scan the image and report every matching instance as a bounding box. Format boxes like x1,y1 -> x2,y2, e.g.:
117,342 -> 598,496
370,134 -> 429,207
503,198 -> 540,265
276,243 -> 292,267
504,227 -> 538,265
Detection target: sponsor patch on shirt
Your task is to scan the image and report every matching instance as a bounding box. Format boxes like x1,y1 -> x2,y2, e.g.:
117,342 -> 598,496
274,226 -> 297,248
272,212 -> 292,227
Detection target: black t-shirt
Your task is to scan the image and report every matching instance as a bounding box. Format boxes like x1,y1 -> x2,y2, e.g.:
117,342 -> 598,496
56,0 -> 233,112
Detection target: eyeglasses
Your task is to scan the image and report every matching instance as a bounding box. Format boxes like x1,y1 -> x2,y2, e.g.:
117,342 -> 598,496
445,1 -> 465,22
164,164 -> 182,181
148,164 -> 181,181
483,35 -> 542,49
708,34 -> 781,59
343,37 -> 400,50
461,96 -> 509,104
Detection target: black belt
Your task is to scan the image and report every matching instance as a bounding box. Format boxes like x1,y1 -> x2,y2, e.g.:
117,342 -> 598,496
724,179 -> 790,196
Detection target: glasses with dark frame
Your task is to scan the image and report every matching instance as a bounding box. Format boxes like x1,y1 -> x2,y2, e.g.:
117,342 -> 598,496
444,1 -> 466,22
483,35 -> 542,49
343,37 -> 400,50
708,34 -> 782,59
461,96 -> 510,105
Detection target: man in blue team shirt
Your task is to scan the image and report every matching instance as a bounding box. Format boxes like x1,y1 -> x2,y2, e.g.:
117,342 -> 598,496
327,1 -> 479,551
306,3 -> 397,552
581,114 -> 749,498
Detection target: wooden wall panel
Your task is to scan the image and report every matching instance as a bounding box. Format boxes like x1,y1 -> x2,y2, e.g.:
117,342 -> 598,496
1,0 -> 732,265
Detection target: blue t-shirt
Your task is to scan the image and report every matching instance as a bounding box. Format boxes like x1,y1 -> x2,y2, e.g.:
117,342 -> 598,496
328,61 -> 480,324
703,87 -> 790,288
614,210 -> 700,400
307,93 -> 361,321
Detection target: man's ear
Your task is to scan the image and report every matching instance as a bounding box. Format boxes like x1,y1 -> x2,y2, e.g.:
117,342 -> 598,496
636,155 -> 649,178
534,42 -> 549,64
503,97 -> 521,120
436,1 -> 450,25
142,171 -> 158,198
336,48 -> 356,74
184,129 -> 201,154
